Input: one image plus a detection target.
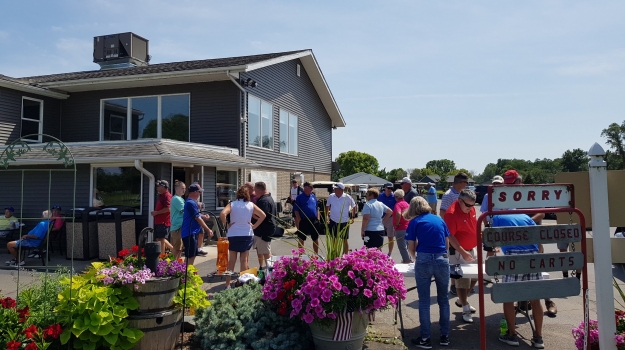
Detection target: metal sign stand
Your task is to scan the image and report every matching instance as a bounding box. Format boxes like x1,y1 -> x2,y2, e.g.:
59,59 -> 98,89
475,183 -> 589,350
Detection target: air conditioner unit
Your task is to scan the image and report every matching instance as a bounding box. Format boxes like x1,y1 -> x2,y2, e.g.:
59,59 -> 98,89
93,32 -> 149,70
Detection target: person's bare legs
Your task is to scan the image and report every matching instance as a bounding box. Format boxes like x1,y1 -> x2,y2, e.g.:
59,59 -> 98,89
157,238 -> 173,253
7,241 -> 18,259
198,232 -> 204,250
258,253 -> 271,268
240,250 -> 250,271
387,236 -> 395,255
503,302 -> 516,334
225,250 -> 238,287
343,239 -> 349,254
298,238 -> 305,249
186,256 -> 196,266
530,299 -> 544,337
312,239 -> 319,255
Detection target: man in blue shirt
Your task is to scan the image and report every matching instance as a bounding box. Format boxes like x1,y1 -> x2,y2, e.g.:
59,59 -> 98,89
378,182 -> 397,255
6,210 -> 51,267
426,183 -> 438,215
492,214 -> 544,349
293,182 -> 319,254
181,183 -> 213,265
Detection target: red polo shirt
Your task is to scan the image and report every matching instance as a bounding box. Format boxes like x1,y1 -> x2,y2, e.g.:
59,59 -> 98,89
444,201 -> 477,250
155,191 -> 172,226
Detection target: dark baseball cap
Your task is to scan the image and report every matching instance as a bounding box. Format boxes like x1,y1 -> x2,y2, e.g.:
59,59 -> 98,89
52,205 -> 62,210
384,182 -> 394,188
4,207 -> 14,212
188,183 -> 204,193
303,182 -> 312,188
156,180 -> 169,188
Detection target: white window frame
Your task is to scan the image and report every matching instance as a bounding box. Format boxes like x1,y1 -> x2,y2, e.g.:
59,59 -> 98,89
100,93 -> 190,141
21,96 -> 44,143
216,167 -> 239,210
247,95 -> 274,150
279,109 -> 298,156
89,163 -> 144,214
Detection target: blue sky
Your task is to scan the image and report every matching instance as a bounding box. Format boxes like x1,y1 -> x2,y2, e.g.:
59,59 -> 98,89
1,1 -> 624,174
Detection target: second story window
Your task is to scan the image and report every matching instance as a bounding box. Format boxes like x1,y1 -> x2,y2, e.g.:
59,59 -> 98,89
279,109 -> 298,155
101,94 -> 189,142
21,97 -> 43,142
248,95 -> 273,149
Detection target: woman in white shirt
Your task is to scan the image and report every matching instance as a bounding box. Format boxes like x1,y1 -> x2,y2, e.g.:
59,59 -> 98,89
220,186 -> 266,287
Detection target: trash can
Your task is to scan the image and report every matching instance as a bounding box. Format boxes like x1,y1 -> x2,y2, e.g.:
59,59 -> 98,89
67,207 -> 100,260
96,207 -> 137,260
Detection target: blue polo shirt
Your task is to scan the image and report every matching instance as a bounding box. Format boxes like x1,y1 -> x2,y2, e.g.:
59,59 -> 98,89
377,192 -> 396,218
181,198 -> 201,238
491,214 -> 538,253
26,220 -> 50,247
427,186 -> 438,204
405,213 -> 449,254
294,192 -> 318,220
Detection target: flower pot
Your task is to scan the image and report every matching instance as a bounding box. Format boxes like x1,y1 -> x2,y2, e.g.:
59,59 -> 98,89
126,307 -> 183,350
129,277 -> 180,313
309,311 -> 367,350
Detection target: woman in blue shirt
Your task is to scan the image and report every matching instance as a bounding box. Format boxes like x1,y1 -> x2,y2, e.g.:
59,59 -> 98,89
360,188 -> 392,249
404,196 -> 451,348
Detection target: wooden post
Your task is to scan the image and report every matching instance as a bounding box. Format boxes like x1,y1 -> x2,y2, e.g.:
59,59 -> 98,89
588,142 -> 616,350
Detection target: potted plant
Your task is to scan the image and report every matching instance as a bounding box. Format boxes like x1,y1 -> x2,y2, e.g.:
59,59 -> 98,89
263,247 -> 406,350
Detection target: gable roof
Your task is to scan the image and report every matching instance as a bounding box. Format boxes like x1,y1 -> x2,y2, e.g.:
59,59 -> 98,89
420,175 -> 441,183
7,49 -> 345,127
340,172 -> 388,185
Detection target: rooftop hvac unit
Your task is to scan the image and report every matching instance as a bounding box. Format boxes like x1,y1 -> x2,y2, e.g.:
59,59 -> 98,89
93,32 -> 149,70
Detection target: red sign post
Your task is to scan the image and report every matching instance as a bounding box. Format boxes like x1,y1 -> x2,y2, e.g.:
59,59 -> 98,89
476,184 -> 588,350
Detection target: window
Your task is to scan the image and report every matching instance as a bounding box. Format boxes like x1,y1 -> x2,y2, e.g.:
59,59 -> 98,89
21,97 -> 43,142
101,94 -> 189,142
216,170 -> 238,208
247,95 -> 273,149
92,166 -> 142,213
279,109 -> 298,155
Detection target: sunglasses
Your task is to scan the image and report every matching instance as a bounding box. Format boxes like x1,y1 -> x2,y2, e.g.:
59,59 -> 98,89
460,198 -> 475,208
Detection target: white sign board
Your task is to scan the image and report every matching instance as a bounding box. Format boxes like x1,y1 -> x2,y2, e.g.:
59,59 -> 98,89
490,184 -> 572,210
250,170 -> 278,202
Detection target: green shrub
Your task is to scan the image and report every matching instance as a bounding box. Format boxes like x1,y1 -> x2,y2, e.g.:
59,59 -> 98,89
195,283 -> 313,350
18,268 -> 69,327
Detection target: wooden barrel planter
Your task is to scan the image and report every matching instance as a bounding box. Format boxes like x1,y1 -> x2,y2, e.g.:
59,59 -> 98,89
127,307 -> 183,350
129,277 -> 180,313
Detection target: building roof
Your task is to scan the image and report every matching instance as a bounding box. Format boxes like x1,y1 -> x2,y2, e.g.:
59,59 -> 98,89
445,175 -> 475,183
0,139 -> 258,168
420,175 -> 441,183
4,49 -> 345,127
0,74 -> 69,99
340,172 -> 388,185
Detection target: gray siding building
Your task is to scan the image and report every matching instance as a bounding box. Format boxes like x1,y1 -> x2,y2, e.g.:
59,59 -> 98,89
0,41 -> 344,246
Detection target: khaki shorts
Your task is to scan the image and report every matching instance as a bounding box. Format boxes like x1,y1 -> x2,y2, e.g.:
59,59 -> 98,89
383,218 -> 395,238
449,247 -> 477,289
254,236 -> 271,255
429,201 -> 438,214
170,228 -> 184,251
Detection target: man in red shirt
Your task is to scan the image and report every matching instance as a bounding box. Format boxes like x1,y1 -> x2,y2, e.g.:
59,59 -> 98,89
445,189 -> 478,323
151,180 -> 173,253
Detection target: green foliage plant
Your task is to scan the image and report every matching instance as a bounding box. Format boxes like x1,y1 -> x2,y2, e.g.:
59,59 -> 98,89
55,264 -> 143,350
18,268 -> 70,327
174,264 -> 210,309
194,283 -> 313,350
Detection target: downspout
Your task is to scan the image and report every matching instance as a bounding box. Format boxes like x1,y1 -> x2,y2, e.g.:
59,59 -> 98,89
227,70 -> 248,182
134,160 -> 155,232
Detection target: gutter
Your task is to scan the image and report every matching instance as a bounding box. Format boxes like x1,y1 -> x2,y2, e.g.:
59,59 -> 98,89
134,160 -> 155,230
0,80 -> 69,99
227,70 -> 249,182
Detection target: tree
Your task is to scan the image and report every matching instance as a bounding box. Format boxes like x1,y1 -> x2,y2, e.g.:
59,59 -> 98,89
334,151 -> 380,180
560,149 -> 589,172
377,168 -> 388,180
601,122 -> 625,170
387,168 -> 408,183
425,159 -> 456,176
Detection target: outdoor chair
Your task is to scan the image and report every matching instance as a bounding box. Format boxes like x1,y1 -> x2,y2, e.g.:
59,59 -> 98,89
49,221 -> 66,256
20,232 -> 50,266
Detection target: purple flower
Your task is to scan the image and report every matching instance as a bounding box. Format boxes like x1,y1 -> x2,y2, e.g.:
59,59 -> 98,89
354,278 -> 363,287
321,289 -> 333,302
310,298 -> 320,308
342,286 -> 351,295
303,313 -> 315,324
363,289 -> 373,298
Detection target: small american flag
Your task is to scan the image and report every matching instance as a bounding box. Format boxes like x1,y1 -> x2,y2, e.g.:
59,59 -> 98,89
332,311 -> 354,341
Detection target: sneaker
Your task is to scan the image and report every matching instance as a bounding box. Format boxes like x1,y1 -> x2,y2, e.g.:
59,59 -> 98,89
450,285 -> 457,295
440,335 -> 450,346
32,254 -> 41,259
455,300 -> 477,313
27,252 -> 37,258
531,336 -> 544,349
5,258 -> 16,265
11,260 -> 25,267
411,337 -> 432,349
197,248 -> 208,256
499,332 -> 519,346
462,311 -> 473,323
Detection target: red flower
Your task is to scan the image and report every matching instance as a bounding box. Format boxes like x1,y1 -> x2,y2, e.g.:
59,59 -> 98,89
287,294 -> 294,302
277,302 -> 287,316
24,342 -> 39,350
283,279 -> 297,291
23,324 -> 38,339
44,324 -> 63,340
1,297 -> 16,309
18,306 -> 30,322
6,341 -> 21,350
118,249 -> 130,258
131,245 -> 139,253
159,253 -> 168,259
277,290 -> 286,301
115,258 -> 123,264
